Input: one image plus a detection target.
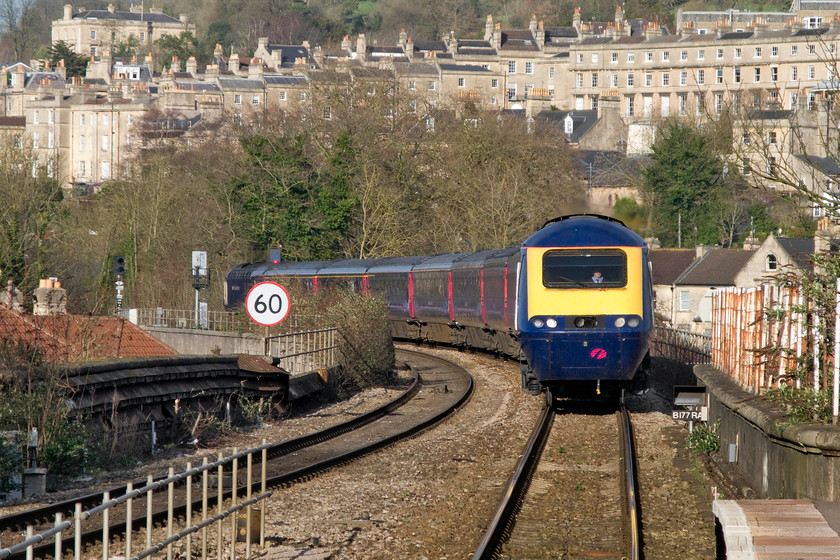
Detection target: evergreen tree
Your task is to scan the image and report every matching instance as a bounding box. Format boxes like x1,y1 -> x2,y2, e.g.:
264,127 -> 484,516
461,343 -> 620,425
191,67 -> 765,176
47,40 -> 88,78
643,121 -> 725,247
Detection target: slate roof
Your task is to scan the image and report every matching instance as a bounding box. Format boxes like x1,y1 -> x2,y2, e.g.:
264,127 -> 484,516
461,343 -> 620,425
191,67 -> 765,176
352,67 -> 394,79
719,32 -> 754,40
649,249 -> 698,285
776,237 -> 818,270
458,47 -> 496,56
545,26 -> 578,39
217,78 -> 265,90
794,28 -> 829,37
412,40 -> 446,52
459,40 -> 493,48
500,30 -> 540,51
538,110 -> 598,143
676,249 -> 755,286
0,307 -> 177,363
172,81 -> 220,92
795,154 -> 840,176
72,9 -> 182,24
394,62 -> 439,76
369,46 -> 404,54
264,75 -> 308,86
24,72 -> 65,89
265,45 -> 310,68
439,63 -> 490,72
580,37 -> 614,45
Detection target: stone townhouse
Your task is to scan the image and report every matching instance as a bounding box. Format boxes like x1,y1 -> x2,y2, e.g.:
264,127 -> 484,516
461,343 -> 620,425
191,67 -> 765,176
52,3 -> 193,58
26,88 -> 151,190
15,2 -> 840,198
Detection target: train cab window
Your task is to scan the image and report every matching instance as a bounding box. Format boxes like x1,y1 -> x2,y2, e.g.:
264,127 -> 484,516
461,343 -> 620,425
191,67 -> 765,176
542,249 -> 627,289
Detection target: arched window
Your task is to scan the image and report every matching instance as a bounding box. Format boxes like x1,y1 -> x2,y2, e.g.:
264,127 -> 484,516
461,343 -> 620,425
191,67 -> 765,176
766,254 -> 778,271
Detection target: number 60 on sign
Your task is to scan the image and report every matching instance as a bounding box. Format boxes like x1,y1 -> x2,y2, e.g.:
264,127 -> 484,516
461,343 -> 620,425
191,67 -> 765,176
246,281 -> 290,326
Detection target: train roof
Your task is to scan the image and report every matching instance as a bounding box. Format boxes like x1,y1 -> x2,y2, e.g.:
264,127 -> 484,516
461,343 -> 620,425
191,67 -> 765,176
451,247 -> 519,268
411,253 -> 470,271
523,215 -> 646,248
366,256 -> 429,273
314,259 -> 379,275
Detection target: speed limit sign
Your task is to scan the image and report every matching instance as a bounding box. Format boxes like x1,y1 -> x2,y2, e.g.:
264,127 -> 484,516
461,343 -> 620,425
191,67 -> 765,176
245,281 -> 290,326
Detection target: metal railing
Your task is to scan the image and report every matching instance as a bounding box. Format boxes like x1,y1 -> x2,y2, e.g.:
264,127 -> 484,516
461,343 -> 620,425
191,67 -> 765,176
650,326 -> 712,365
265,327 -> 338,375
125,308 -> 243,332
0,443 -> 273,560
126,308 -> 324,334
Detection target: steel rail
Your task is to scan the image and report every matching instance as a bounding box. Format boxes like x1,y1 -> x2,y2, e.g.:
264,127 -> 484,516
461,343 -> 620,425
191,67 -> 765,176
619,404 -> 641,560
472,402 -> 642,559
471,401 -> 554,560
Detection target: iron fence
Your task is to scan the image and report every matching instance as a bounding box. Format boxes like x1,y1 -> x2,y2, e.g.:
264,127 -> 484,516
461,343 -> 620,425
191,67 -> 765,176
650,326 -> 712,365
265,328 -> 338,375
0,443 -> 273,560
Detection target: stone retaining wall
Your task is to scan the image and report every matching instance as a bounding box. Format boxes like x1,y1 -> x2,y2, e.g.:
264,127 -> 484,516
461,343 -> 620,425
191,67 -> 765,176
695,364 -> 840,501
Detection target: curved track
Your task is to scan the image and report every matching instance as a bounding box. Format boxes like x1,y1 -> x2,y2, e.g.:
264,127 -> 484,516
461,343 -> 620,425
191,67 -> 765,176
473,401 -> 641,560
0,349 -> 472,560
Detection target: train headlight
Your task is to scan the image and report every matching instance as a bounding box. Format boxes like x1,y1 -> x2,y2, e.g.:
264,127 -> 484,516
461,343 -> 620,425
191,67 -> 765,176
574,317 -> 585,328
546,318 -> 558,328
614,317 -> 626,328
532,318 -> 545,328
628,317 -> 640,328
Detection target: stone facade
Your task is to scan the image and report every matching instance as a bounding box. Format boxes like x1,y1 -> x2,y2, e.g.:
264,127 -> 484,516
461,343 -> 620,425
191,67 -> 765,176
3,3 -> 838,194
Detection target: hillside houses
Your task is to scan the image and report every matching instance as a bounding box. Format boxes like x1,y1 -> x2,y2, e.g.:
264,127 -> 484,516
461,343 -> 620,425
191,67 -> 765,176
2,3 -> 840,212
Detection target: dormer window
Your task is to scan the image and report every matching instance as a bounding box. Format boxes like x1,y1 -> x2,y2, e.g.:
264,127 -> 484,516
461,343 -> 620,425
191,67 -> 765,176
564,116 -> 573,134
766,254 -> 778,271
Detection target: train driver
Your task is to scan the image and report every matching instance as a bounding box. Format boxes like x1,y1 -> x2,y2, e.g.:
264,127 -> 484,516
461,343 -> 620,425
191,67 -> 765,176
591,271 -> 603,283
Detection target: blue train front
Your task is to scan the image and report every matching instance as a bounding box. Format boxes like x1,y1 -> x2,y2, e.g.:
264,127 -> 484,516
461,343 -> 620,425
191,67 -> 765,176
517,215 -> 653,400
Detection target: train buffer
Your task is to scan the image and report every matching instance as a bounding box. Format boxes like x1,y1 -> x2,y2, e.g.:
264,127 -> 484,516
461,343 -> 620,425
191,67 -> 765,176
714,499 -> 840,559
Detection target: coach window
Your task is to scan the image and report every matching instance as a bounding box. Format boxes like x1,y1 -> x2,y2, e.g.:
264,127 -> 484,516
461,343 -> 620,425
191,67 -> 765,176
542,249 -> 627,289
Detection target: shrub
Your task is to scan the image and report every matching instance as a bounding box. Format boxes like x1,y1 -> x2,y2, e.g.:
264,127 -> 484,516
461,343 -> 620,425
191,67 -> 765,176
324,291 -> 395,392
764,385 -> 832,423
686,418 -> 721,454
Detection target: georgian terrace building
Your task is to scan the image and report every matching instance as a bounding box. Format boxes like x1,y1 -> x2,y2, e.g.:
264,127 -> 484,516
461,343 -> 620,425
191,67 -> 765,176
14,3 -> 840,198
52,3 -> 193,59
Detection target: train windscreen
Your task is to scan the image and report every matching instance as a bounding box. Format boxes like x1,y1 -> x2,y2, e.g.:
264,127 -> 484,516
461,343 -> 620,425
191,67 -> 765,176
542,249 -> 627,289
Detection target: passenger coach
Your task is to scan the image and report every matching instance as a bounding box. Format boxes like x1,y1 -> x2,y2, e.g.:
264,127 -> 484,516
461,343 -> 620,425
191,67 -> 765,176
226,215 -> 652,402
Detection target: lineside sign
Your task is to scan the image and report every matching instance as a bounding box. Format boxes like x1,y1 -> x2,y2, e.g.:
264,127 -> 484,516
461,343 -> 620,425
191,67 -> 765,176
246,281 -> 290,326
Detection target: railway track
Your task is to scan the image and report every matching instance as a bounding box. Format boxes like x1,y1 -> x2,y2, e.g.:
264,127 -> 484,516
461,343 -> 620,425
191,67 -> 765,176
0,348 -> 472,560
473,398 -> 641,560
